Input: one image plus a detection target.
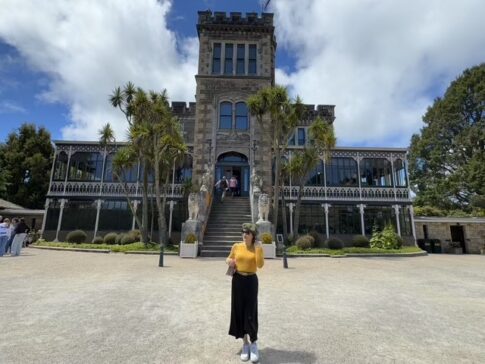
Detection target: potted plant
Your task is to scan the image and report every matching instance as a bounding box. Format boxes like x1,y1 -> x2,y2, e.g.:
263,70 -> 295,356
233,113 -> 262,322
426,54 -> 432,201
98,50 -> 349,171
480,243 -> 485,255
448,241 -> 463,254
180,233 -> 198,258
259,232 -> 276,259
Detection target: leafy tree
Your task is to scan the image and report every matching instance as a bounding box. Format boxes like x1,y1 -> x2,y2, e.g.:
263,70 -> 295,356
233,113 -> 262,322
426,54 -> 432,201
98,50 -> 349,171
0,123 -> 53,208
287,117 -> 336,236
247,86 -> 305,237
409,64 -> 485,211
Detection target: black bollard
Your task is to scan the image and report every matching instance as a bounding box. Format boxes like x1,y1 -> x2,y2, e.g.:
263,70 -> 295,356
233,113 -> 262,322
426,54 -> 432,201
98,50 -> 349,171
159,245 -> 164,267
283,246 -> 288,269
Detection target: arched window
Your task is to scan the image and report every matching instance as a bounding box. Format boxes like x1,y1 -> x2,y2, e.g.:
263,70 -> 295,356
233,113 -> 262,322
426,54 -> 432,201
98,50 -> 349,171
235,102 -> 248,130
325,157 -> 358,187
393,159 -> 407,187
53,151 -> 68,181
219,102 -> 232,129
68,152 -> 103,181
360,158 -> 393,187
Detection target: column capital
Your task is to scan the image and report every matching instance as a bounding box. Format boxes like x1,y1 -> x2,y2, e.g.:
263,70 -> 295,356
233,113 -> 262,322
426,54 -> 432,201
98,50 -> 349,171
288,202 -> 295,212
60,199 -> 67,208
44,198 -> 51,209
321,203 -> 331,213
357,203 -> 366,214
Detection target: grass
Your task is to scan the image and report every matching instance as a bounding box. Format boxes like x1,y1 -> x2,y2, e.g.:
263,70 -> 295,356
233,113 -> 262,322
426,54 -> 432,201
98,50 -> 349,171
32,241 -> 179,253
286,246 -> 424,256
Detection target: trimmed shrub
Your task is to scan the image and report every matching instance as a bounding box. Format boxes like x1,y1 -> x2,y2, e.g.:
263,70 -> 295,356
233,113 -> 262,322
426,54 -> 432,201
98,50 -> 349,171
296,235 -> 314,250
103,232 -> 118,245
130,229 -> 141,242
120,233 -> 136,245
326,237 -> 344,250
115,233 -> 125,245
184,233 -> 197,244
352,235 -> 370,248
285,234 -> 295,246
66,230 -> 87,244
308,230 -> 325,248
260,232 -> 273,244
92,236 -> 104,244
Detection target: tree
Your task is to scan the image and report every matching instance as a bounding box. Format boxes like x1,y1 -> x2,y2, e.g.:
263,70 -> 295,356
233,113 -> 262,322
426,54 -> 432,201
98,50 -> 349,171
409,64 -> 485,210
247,86 -> 305,237
287,117 -> 336,236
0,123 -> 53,208
110,84 -> 186,248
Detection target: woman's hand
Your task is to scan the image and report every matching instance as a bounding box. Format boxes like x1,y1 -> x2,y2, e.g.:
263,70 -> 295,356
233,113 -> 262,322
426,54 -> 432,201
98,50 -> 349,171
228,259 -> 236,267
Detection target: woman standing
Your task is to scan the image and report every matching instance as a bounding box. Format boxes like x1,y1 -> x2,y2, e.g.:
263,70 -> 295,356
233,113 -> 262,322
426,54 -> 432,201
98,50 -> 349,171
226,223 -> 264,362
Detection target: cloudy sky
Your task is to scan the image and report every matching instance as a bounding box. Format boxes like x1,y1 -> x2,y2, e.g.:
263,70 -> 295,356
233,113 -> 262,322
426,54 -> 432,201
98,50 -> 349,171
0,0 -> 484,147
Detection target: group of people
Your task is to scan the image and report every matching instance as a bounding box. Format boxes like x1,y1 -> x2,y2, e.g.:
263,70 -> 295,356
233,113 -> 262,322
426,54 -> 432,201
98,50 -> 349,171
0,216 -> 29,257
215,175 -> 239,202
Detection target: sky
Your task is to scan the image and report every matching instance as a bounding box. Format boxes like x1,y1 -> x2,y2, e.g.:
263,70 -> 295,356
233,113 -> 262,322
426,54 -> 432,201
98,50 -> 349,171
0,0 -> 484,147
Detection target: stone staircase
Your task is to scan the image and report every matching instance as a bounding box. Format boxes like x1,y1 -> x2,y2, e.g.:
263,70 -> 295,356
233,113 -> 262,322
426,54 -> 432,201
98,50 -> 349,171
200,196 -> 251,257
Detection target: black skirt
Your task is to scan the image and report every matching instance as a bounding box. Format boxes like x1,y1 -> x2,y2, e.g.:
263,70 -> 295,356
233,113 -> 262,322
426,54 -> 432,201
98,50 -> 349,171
229,272 -> 259,342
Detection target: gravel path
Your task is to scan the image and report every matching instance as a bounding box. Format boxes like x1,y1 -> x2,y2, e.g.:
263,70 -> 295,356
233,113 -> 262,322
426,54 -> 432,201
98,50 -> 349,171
1,249 -> 484,364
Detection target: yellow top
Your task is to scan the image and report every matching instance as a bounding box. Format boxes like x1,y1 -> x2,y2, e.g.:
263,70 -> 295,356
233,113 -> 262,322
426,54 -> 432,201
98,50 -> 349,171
226,242 -> 264,273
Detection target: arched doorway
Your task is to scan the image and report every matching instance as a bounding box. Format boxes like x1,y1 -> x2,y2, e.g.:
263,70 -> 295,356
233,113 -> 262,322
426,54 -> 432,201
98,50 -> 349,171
215,152 -> 250,197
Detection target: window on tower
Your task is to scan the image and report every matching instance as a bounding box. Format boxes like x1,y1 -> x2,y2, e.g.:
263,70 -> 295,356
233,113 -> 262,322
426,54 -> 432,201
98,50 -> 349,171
212,43 -> 221,74
224,43 -> 233,74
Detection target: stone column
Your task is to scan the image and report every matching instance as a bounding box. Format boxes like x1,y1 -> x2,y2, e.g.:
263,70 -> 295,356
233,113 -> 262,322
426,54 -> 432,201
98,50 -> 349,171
93,199 -> 103,239
393,204 -> 401,236
40,198 -> 50,238
288,202 -> 295,235
322,203 -> 331,239
168,200 -> 177,238
55,199 -> 66,242
132,200 -> 139,231
358,203 -> 366,236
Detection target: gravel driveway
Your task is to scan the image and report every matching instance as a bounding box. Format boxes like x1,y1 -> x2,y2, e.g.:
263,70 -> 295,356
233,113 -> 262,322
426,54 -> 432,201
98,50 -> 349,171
1,249 -> 484,363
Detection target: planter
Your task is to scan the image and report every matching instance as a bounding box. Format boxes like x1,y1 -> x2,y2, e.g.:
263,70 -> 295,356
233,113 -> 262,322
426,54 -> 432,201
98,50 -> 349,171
480,249 -> 485,255
180,242 -> 198,258
448,247 -> 463,254
262,242 -> 276,259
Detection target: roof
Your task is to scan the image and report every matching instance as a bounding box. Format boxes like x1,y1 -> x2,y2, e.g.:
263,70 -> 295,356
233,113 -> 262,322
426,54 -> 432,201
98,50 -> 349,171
0,208 -> 44,215
0,198 -> 24,210
414,216 -> 485,224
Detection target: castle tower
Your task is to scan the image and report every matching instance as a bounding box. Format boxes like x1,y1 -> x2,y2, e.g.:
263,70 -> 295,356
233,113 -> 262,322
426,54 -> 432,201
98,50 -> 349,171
192,11 -> 276,195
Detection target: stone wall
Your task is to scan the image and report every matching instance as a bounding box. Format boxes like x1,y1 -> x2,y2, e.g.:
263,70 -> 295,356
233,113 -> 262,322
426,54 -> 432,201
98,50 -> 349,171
415,221 -> 485,254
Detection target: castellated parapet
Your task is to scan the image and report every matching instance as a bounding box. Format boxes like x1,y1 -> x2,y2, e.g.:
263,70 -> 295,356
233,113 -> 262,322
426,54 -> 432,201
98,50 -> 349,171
197,11 -> 274,31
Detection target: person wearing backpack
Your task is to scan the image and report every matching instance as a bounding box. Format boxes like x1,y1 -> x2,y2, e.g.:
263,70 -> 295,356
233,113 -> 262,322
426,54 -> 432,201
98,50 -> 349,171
215,176 -> 229,203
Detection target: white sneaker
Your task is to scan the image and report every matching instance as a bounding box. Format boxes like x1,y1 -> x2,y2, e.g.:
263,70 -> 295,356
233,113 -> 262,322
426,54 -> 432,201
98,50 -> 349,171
249,342 -> 259,363
240,343 -> 250,361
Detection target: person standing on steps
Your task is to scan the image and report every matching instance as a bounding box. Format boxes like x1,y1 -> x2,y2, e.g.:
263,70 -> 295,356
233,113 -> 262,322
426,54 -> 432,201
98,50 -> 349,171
215,175 -> 229,203
229,176 -> 238,198
226,223 -> 264,362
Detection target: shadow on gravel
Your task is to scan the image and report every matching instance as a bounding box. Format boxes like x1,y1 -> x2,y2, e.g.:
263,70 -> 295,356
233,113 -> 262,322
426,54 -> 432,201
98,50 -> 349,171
257,347 -> 317,364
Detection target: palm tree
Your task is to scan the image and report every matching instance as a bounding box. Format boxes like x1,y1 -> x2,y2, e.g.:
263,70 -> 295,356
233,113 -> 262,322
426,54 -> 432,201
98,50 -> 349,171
247,86 -> 305,238
288,117 -> 336,237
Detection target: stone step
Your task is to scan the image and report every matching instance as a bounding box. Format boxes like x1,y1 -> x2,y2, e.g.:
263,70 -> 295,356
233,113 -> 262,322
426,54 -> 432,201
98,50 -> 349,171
200,250 -> 231,258
204,233 -> 242,239
204,239 -> 239,245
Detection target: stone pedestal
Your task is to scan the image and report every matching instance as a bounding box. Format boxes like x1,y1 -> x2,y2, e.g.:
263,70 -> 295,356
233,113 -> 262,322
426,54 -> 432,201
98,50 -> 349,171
251,192 -> 260,223
256,220 -> 272,240
181,219 -> 203,246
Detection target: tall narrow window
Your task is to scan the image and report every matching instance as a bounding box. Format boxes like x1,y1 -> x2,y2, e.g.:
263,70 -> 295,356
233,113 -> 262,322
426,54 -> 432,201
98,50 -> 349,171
248,45 -> 257,75
212,43 -> 221,74
236,44 -> 245,75
235,102 -> 248,129
219,102 -> 232,129
297,128 -> 306,145
224,43 -> 233,74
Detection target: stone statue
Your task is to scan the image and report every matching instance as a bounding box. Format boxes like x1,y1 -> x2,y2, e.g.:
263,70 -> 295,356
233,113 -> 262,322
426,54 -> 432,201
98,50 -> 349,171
251,169 -> 263,194
199,164 -> 213,192
257,193 -> 270,222
188,192 -> 200,220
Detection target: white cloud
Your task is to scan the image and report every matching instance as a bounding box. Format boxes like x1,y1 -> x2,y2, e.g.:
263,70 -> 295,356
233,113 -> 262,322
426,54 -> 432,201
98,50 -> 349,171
271,0 -> 485,147
0,100 -> 26,114
0,0 -> 197,140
